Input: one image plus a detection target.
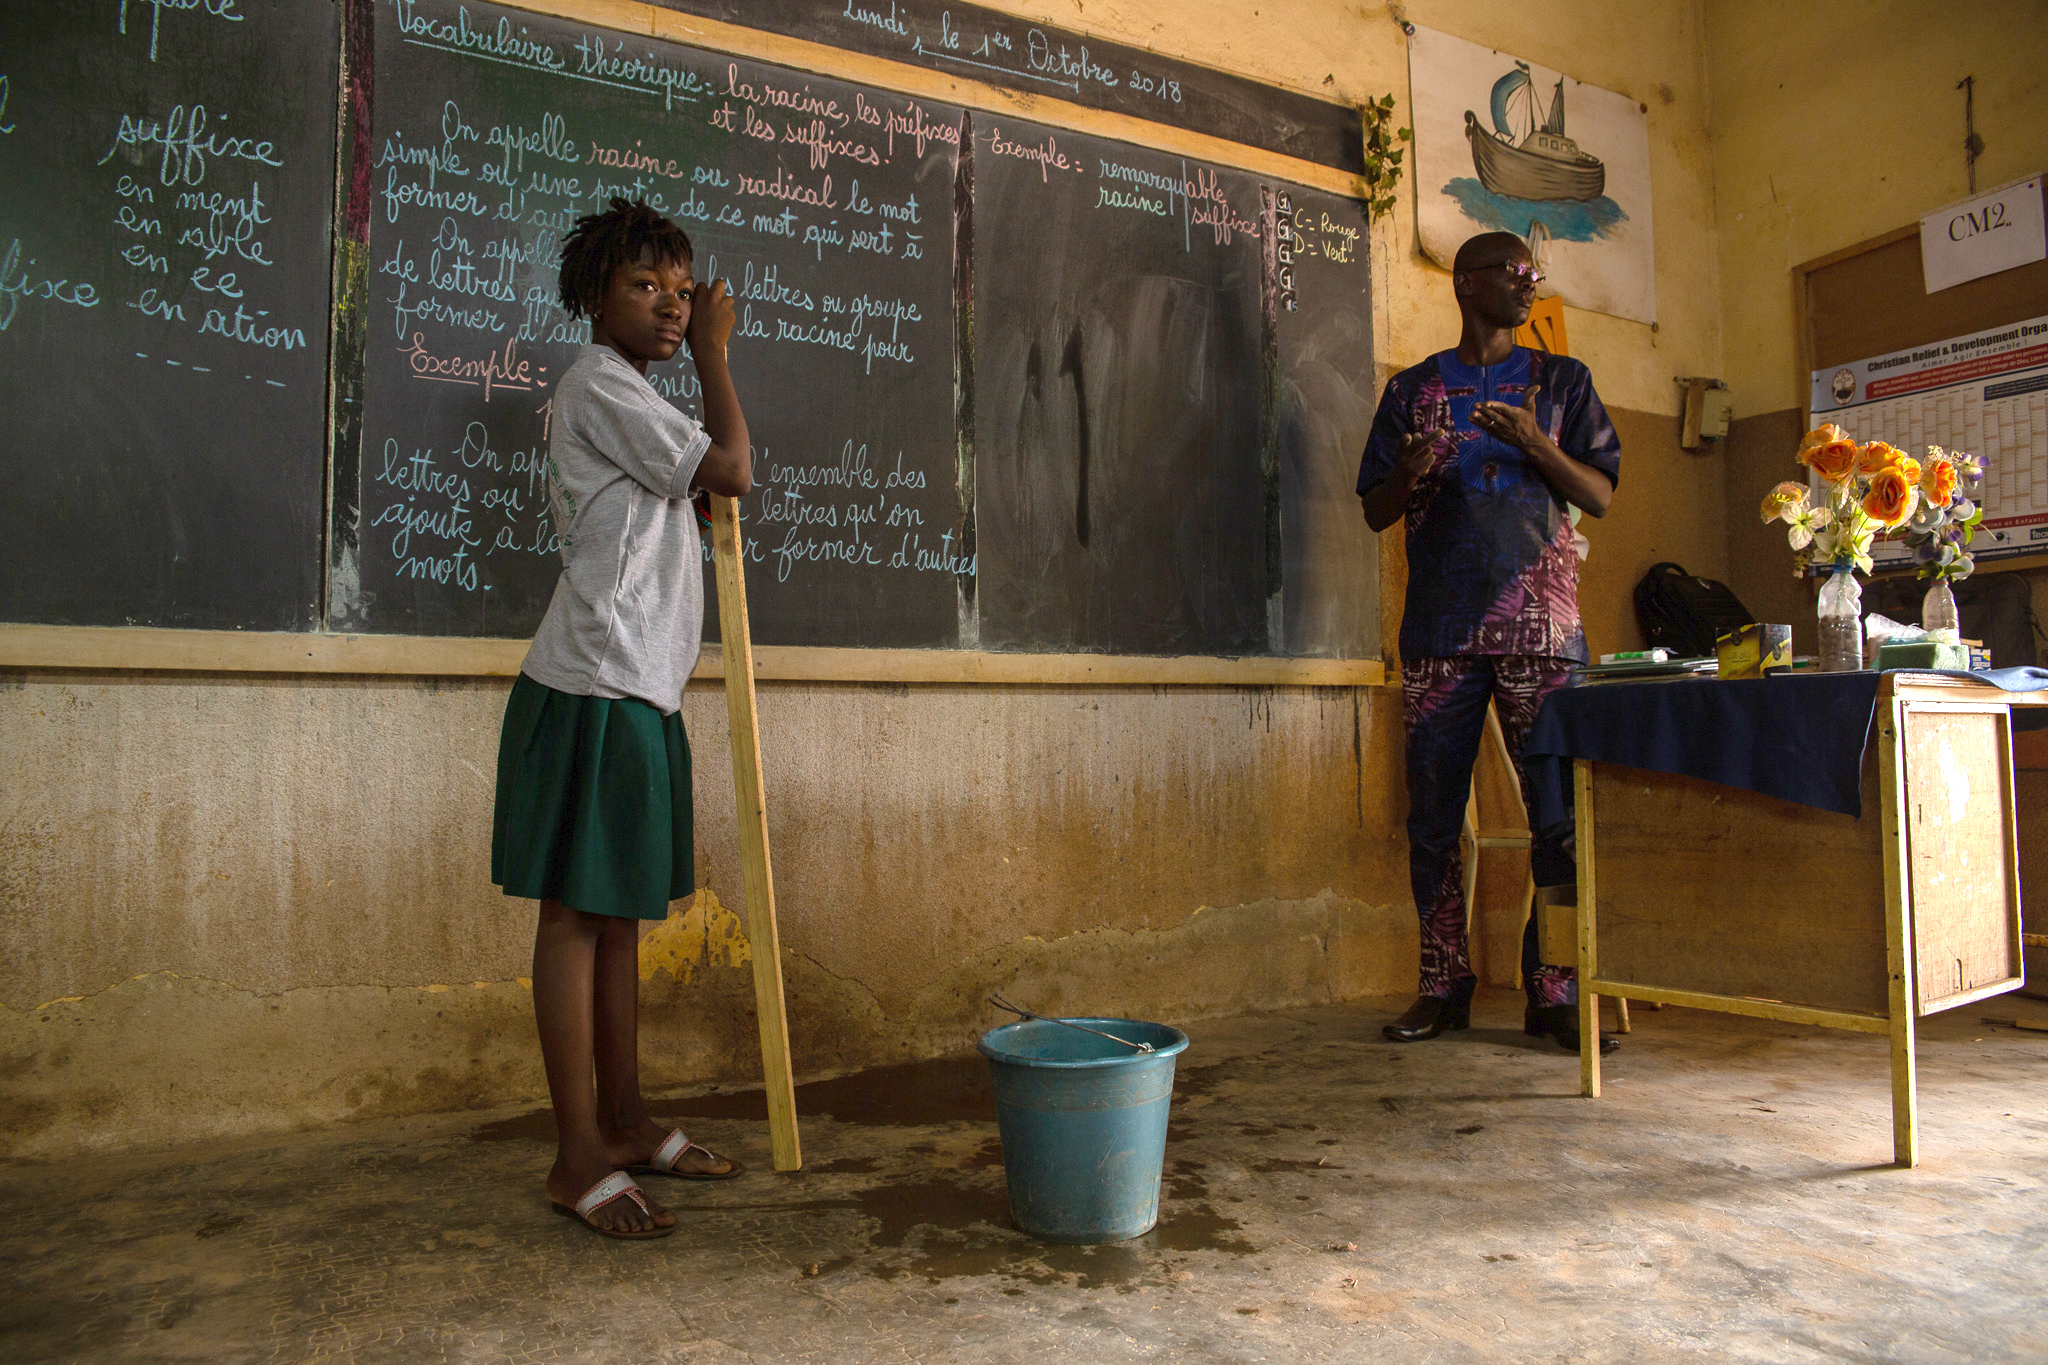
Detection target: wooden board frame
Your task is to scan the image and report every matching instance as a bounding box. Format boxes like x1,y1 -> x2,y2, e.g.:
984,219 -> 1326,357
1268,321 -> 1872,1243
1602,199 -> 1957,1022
1897,701 -> 2025,1016
1792,223 -> 1918,429
511,0 -> 1367,198
0,624 -> 1385,685
6,0 -> 1382,685
1793,184 -> 2048,426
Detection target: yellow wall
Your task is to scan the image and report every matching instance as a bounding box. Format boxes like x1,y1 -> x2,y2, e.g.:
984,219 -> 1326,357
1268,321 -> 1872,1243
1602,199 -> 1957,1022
3,0 -> 1733,1158
1707,0 -> 2048,643
1709,0 -> 2048,416
1,676 -> 1415,1156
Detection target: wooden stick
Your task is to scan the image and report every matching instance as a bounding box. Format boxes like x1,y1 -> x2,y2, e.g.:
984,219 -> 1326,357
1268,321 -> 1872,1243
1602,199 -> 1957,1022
707,494 -> 801,1172
1575,760 -> 1601,1100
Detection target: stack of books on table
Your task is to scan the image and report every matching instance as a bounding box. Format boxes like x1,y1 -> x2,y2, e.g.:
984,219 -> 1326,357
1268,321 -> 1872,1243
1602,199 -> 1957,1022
1577,653 -> 1721,682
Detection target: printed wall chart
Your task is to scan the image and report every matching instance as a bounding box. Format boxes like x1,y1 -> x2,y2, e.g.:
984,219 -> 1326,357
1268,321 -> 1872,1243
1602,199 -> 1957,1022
1813,315 -> 2048,565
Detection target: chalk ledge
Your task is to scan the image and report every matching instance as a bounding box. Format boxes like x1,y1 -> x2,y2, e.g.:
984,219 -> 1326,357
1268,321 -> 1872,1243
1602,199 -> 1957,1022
0,624 -> 1385,687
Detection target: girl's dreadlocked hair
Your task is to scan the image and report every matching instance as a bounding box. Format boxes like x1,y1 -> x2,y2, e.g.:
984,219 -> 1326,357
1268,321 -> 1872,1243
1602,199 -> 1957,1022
555,197 -> 694,320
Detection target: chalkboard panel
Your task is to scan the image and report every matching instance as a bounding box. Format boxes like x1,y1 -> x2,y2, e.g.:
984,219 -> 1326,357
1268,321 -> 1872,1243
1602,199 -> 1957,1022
652,0 -> 1363,173
1274,186 -> 1378,659
972,114 -> 1270,656
336,0 -> 966,646
972,120 -> 1378,660
0,0 -> 337,630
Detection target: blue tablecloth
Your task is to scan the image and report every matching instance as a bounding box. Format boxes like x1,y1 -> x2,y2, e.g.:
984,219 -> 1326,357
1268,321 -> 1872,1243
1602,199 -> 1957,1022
1521,667 -> 2048,831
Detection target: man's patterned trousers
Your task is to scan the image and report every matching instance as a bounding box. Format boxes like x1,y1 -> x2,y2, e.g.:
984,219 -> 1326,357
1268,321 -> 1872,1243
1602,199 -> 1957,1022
1400,654 -> 1579,1006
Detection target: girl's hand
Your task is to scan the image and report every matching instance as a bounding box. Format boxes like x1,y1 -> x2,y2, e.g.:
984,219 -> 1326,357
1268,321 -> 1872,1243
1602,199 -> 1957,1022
688,277 -> 751,497
687,279 -> 734,359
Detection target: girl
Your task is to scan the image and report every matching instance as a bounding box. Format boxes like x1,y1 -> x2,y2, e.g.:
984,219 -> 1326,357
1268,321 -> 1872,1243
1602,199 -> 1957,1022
492,198 -> 752,1239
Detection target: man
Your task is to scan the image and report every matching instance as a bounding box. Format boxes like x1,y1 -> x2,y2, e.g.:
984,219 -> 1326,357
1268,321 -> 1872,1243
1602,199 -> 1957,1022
1357,231 -> 1620,1053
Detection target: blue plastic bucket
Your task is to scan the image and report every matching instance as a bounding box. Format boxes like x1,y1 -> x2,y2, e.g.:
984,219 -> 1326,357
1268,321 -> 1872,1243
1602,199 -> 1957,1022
977,1017 -> 1190,1244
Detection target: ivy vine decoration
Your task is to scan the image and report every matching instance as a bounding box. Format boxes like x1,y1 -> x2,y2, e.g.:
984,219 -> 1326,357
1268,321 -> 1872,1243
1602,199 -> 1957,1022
1360,94 -> 1412,222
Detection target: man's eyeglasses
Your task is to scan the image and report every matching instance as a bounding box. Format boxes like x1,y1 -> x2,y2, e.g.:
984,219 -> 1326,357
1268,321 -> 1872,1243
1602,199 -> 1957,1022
1460,260 -> 1544,286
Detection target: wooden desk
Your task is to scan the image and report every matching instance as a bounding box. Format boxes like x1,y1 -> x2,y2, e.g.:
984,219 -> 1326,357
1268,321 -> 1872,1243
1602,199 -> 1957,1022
1573,673 -> 2032,1167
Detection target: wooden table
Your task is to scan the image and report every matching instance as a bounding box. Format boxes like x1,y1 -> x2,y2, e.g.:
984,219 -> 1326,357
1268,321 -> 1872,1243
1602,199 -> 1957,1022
1571,672 -> 2032,1167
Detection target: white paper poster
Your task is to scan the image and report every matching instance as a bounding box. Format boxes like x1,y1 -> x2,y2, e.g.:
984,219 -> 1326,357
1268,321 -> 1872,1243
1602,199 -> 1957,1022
1407,25 -> 1656,324
1812,315 -> 2048,565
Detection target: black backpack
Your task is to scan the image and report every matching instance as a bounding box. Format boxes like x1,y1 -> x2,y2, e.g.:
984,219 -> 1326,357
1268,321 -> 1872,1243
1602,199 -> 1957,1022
1633,562 -> 1756,658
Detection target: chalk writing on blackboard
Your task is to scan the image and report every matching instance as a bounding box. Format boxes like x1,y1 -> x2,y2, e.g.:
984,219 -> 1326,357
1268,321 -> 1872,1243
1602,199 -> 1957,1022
393,0 -> 713,108
0,0 -> 334,629
651,0 -> 1360,172
119,0 -> 246,65
893,5 -> 1181,107
0,0 -> 1373,649
347,0 -> 966,643
1,239 -> 100,330
83,68 -> 316,376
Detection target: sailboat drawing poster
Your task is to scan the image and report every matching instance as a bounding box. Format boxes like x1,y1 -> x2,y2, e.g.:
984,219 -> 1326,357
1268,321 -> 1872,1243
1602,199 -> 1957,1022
1407,25 -> 1656,324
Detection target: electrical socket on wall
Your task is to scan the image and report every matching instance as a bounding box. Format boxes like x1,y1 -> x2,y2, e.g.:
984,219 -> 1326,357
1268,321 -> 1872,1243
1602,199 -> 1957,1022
1677,377 -> 1732,449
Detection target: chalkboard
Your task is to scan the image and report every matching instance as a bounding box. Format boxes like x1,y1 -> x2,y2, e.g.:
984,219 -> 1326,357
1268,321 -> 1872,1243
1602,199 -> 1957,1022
0,0 -> 338,630
651,0 -> 1364,174
2,0 -> 1378,662
1273,186 -> 1380,659
333,0 -> 968,646
972,114 -> 1271,655
971,118 -> 1379,657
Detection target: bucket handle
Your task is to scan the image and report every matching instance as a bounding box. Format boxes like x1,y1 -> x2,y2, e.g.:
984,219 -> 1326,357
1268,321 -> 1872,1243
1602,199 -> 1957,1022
987,994 -> 1155,1053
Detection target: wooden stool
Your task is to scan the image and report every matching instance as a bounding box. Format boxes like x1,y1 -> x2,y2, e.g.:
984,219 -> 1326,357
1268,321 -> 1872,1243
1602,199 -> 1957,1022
1463,704 -> 1632,1032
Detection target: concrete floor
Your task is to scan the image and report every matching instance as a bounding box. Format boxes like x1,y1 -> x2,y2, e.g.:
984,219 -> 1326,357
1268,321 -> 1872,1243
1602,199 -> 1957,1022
3,990 -> 2046,1364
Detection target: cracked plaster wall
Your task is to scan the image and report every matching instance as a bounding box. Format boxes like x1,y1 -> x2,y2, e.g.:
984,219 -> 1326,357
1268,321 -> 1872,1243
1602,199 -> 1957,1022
1,674 -> 1414,1159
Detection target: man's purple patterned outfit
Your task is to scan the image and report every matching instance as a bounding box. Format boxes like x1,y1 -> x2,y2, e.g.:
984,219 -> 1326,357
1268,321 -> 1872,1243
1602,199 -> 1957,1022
1358,346 -> 1622,1006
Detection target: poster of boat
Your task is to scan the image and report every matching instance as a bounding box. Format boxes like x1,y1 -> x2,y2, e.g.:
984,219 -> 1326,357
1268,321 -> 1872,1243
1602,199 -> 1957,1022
1407,25 -> 1656,325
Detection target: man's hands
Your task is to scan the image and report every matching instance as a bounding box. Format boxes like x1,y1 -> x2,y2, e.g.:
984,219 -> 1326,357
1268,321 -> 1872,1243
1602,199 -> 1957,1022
1391,427 -> 1442,484
1477,384 -> 1612,517
1361,425 -> 1446,532
1473,385 -> 1542,451
1363,382 -> 1612,531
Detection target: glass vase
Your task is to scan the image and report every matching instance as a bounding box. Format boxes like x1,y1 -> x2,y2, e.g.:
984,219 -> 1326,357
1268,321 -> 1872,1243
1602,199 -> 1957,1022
1921,577 -> 1960,639
1817,566 -> 1864,672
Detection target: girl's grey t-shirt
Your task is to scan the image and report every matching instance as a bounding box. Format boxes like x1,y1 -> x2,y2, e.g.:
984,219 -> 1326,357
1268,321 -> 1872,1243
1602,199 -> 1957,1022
520,346 -> 711,714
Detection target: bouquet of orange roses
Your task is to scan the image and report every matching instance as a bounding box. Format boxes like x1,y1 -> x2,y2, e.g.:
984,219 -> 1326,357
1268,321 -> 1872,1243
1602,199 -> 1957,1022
1759,426 -> 1983,580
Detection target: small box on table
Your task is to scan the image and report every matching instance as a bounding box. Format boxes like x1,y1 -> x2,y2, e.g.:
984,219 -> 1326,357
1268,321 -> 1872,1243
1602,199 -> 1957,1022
1715,622 -> 1792,679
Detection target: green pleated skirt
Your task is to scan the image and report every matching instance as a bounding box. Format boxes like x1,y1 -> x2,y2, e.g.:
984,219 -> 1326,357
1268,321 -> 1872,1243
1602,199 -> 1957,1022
491,674 -> 694,920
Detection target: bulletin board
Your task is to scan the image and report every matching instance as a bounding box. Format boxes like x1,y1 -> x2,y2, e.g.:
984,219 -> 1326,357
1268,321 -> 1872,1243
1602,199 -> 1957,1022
1796,188 -> 2048,418
1795,182 -> 2048,571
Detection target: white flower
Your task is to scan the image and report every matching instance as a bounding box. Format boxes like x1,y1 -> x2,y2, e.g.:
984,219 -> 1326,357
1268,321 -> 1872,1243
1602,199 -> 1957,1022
1784,504 -> 1831,551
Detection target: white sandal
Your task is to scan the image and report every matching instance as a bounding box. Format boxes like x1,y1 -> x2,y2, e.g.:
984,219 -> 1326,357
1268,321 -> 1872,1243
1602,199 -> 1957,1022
550,1171 -> 672,1239
632,1128 -> 744,1181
